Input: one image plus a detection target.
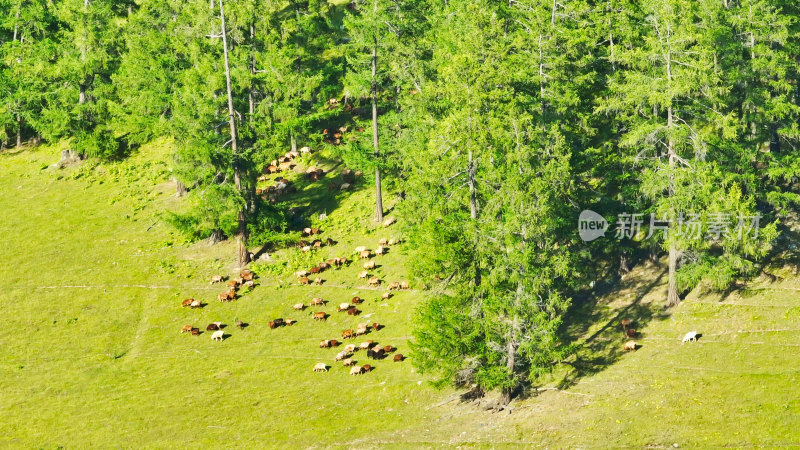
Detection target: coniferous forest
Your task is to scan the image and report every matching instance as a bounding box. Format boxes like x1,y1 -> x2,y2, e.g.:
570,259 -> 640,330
2,0 -> 800,445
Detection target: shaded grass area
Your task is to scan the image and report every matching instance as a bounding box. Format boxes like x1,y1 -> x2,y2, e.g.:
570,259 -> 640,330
2,141 -> 799,447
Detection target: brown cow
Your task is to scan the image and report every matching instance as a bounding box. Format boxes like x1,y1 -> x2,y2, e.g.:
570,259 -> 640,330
383,345 -> 394,353
210,275 -> 224,284
309,266 -> 321,274
299,277 -> 310,285
347,307 -> 361,316
351,296 -> 363,304
393,354 -> 404,362
342,329 -> 354,339
313,312 -> 327,321
388,281 -> 400,290
206,322 -> 222,331
362,364 -> 372,372
318,262 -> 331,271
227,279 -> 240,289
190,327 -> 200,335
381,292 -> 392,300
360,250 -> 371,259
626,328 -> 637,338
400,281 -> 410,290
329,340 -> 340,347
182,298 -> 194,307
371,322 -> 381,331
311,297 -> 325,306
368,277 -> 380,286
181,324 -> 193,333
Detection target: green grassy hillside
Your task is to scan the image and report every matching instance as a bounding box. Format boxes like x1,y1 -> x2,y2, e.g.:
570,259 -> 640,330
1,142 -> 799,447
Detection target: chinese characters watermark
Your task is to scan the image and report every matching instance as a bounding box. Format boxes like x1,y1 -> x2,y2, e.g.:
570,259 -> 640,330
578,210 -> 761,242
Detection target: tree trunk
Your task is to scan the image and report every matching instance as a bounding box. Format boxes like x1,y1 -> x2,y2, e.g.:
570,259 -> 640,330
219,0 -> 249,267
468,149 -> 478,220
248,23 -> 255,121
16,113 -> 22,148
176,179 -> 187,196
371,39 -> 383,222
667,245 -> 680,307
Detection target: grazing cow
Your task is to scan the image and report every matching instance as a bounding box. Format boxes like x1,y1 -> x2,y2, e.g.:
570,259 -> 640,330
347,308 -> 361,316
362,364 -> 372,372
354,246 -> 367,253
337,303 -> 351,312
360,250 -> 371,259
313,312 -> 327,321
211,330 -> 224,341
624,341 -> 638,351
313,363 -> 328,372
218,292 -> 230,302
182,298 -> 194,307
309,266 -> 321,274
342,329 -> 354,339
358,270 -> 369,279
329,340 -> 339,347
326,238 -> 335,246
343,344 -> 356,353
335,351 -> 349,361
626,328 -> 637,338
313,277 -> 323,285
299,277 -> 310,285
371,323 -> 381,331
400,281 -> 409,290
295,270 -> 309,277
227,279 -> 240,289
311,228 -> 320,235
301,246 -> 311,252
206,322 -> 222,331
393,354 -> 404,362
359,340 -> 374,350
318,262 -> 331,271
620,319 -> 633,330
343,358 -> 355,367
269,319 -> 285,329
243,280 -> 255,289
190,300 -> 201,309
351,296 -> 363,304
363,261 -> 375,270
300,146 -> 312,155
383,345 -> 393,353
388,238 -> 398,246
388,281 -> 400,290
181,325 -> 193,333
320,340 -> 331,348
285,319 -> 296,326
293,303 -> 306,311
311,297 -> 325,306
190,328 -> 200,335
375,246 -> 387,255
368,277 -> 380,286
240,268 -> 253,280
350,365 -> 365,375
210,275 -> 224,284
682,331 -> 699,343
302,227 -> 312,237
313,240 -> 323,249
356,324 -> 368,336
236,319 -> 244,330
379,238 -> 388,246
381,292 -> 392,300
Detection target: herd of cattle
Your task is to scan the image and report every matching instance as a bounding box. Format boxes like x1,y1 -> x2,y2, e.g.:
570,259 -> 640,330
178,230 -> 409,377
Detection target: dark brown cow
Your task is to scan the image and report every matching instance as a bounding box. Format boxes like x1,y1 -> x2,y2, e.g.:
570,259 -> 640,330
393,354 -> 404,362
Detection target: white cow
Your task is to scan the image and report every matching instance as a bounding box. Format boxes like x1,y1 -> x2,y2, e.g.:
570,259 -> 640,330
211,330 -> 224,341
682,331 -> 698,343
